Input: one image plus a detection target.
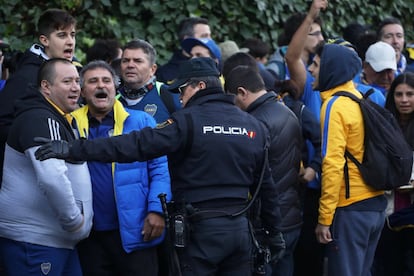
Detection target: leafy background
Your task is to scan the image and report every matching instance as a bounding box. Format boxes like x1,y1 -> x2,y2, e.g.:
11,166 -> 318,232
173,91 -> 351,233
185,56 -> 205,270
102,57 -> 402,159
1,0 -> 413,65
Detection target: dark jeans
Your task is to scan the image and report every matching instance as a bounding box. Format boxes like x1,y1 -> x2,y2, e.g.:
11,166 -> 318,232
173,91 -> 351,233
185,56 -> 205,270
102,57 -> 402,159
294,188 -> 325,276
271,227 -> 301,276
77,230 -> 158,276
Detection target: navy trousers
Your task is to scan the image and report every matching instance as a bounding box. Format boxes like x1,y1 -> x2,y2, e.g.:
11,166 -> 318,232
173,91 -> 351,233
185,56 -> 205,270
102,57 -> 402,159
326,208 -> 385,276
177,215 -> 252,276
0,237 -> 82,276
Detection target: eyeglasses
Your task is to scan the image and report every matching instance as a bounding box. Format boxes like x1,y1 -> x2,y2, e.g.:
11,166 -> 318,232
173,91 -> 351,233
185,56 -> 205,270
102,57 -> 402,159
308,30 -> 323,37
178,82 -> 190,94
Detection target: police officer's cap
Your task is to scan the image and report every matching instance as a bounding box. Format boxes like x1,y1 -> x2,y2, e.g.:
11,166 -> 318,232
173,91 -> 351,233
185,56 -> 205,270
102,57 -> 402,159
168,57 -> 220,93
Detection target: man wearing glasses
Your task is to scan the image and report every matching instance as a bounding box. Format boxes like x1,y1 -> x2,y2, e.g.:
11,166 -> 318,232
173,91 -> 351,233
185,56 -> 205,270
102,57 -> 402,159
35,57 -> 281,275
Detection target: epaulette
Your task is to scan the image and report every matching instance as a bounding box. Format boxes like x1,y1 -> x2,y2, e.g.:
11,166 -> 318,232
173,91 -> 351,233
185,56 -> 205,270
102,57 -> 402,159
156,118 -> 174,129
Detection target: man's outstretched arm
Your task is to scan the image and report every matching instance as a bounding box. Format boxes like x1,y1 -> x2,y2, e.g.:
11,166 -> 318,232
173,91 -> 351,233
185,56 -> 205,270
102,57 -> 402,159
34,134 -> 149,162
35,123 -> 182,163
284,0 -> 328,97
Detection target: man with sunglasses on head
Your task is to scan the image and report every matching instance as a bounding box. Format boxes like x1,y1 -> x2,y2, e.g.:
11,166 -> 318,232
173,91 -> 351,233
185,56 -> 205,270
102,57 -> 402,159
35,57 -> 281,275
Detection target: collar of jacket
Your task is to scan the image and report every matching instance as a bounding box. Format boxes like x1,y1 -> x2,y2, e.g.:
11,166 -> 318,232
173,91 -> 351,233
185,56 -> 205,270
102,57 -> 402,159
320,81 -> 360,102
72,99 -> 129,138
185,86 -> 231,107
246,91 -> 278,113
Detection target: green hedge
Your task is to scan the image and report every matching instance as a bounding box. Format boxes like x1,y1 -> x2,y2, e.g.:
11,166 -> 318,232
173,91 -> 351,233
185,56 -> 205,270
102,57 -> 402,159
1,0 -> 413,64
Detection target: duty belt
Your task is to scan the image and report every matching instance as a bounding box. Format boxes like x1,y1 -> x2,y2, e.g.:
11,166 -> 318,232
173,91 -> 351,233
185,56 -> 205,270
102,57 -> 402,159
170,201 -> 247,222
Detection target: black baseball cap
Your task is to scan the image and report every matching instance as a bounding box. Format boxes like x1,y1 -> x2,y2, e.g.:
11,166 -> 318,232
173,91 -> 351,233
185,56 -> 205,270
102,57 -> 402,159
168,57 -> 220,93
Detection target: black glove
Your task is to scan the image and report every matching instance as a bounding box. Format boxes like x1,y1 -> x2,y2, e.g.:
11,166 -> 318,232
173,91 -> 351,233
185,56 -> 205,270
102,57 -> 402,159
34,137 -> 70,161
265,230 -> 286,264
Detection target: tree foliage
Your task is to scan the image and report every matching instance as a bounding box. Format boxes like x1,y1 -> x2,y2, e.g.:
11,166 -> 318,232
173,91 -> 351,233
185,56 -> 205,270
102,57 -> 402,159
1,0 -> 413,64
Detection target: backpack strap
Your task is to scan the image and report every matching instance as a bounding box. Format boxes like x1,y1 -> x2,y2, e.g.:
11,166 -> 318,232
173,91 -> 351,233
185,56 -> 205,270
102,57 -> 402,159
333,91 -> 363,199
343,150 -> 363,199
333,91 -> 361,102
344,156 -> 350,199
156,81 -> 177,115
363,88 -> 375,99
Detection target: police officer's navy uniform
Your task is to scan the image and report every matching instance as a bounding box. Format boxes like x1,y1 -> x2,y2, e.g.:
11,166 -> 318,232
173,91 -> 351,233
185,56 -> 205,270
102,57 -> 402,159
35,58 -> 280,275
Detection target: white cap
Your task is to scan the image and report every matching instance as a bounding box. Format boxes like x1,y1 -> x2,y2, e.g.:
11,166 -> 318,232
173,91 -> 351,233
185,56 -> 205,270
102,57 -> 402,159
365,41 -> 397,72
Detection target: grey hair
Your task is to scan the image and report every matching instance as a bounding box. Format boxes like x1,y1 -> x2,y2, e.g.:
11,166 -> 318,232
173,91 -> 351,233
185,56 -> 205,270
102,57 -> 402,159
79,60 -> 120,88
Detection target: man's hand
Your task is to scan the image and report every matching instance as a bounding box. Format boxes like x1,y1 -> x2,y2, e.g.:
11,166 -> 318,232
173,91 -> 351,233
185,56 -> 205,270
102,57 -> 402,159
315,223 -> 333,244
34,137 -> 70,161
309,0 -> 329,21
299,167 -> 317,183
142,212 -> 165,242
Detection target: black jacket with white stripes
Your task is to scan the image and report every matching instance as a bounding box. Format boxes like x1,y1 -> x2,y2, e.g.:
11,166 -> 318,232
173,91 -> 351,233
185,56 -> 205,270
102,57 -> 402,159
0,86 -> 93,249
8,87 -> 77,150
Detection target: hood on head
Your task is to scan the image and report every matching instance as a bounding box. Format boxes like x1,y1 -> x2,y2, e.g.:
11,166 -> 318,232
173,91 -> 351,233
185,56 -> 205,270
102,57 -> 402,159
318,44 -> 361,92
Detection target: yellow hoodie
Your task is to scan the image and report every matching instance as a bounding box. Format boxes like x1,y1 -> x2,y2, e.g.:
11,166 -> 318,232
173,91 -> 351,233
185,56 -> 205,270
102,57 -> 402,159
318,81 -> 384,226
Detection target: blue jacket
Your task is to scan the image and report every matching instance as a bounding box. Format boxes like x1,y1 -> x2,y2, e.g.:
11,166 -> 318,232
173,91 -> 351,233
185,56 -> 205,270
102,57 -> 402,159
283,95 -> 322,178
353,73 -> 387,104
72,100 -> 171,253
356,82 -> 385,107
286,63 -> 323,189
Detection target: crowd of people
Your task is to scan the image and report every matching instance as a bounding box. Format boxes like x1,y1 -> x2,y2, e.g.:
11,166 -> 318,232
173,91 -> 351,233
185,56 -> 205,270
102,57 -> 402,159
0,0 -> 414,275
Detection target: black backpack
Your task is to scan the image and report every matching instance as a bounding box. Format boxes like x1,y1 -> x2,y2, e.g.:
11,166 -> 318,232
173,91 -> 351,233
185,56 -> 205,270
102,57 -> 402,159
333,91 -> 413,198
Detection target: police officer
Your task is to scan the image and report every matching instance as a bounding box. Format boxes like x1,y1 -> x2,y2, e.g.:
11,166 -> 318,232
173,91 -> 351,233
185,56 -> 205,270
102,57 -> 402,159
34,57 -> 281,275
